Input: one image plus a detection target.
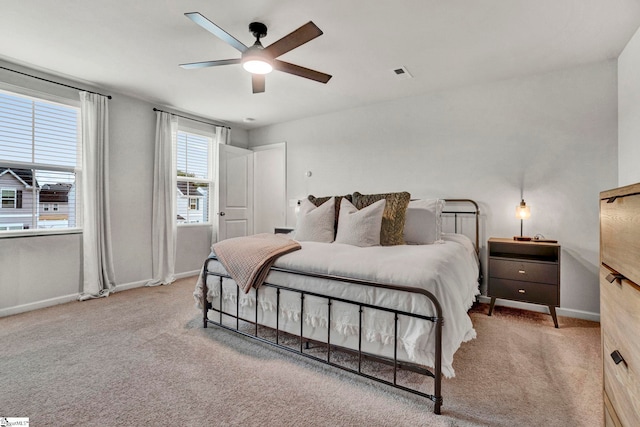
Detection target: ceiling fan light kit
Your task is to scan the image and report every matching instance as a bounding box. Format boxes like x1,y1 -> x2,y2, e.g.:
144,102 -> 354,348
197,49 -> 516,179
180,12 -> 332,93
241,22 -> 272,74
242,48 -> 273,75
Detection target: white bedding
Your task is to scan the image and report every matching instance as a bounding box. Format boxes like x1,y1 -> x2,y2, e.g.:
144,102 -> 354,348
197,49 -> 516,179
194,234 -> 479,378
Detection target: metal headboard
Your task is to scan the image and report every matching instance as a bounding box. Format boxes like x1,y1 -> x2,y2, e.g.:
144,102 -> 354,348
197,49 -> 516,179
442,199 -> 480,256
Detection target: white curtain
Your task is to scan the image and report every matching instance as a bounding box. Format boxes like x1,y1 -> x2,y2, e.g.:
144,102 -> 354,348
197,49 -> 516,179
215,125 -> 230,146
78,92 -> 116,300
146,111 -> 178,286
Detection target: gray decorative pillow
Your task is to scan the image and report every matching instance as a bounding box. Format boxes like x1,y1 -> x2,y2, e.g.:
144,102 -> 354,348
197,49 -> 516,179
335,198 -> 386,247
294,197 -> 335,243
352,191 -> 411,246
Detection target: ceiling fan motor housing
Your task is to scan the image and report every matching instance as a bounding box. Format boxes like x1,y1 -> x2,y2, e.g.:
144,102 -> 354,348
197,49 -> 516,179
249,22 -> 267,40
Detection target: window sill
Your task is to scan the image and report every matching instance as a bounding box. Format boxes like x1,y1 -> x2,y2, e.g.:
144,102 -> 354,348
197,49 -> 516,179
177,223 -> 212,228
0,228 -> 82,239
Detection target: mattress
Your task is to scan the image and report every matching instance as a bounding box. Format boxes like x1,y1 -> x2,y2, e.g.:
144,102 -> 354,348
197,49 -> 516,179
194,234 -> 479,378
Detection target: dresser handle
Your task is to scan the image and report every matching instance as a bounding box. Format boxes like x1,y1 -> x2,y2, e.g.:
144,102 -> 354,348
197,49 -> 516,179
611,350 -> 627,367
518,270 -> 526,274
605,272 -> 625,283
518,289 -> 526,294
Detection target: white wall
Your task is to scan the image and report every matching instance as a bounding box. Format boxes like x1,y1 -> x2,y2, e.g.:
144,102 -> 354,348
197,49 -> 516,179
619,25 -> 640,187
249,60 -> 619,318
0,60 -> 248,315
253,143 -> 287,234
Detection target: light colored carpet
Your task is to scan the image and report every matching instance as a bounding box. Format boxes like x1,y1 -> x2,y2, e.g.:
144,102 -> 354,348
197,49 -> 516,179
0,277 -> 602,426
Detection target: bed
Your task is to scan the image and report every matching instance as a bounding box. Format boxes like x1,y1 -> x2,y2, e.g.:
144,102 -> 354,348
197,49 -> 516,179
194,197 -> 481,415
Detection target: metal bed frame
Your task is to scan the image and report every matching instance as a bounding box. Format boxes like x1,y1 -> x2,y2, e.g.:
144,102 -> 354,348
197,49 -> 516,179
200,199 -> 480,416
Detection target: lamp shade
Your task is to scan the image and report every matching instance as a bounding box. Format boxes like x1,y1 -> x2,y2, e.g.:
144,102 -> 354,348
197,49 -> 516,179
515,199 -> 531,220
241,43 -> 273,74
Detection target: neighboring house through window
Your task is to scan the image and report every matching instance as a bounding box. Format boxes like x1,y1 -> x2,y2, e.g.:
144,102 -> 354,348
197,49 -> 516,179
0,87 -> 81,232
176,126 -> 213,225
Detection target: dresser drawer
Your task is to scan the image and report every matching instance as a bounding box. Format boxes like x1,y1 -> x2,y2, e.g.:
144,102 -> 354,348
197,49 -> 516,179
489,258 -> 558,284
604,392 -> 622,427
601,190 -> 640,285
602,334 -> 640,427
489,278 -> 558,306
600,266 -> 640,427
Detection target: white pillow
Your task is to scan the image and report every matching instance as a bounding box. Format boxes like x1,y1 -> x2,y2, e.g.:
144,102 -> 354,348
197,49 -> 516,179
403,199 -> 444,245
294,197 -> 335,243
335,198 -> 386,247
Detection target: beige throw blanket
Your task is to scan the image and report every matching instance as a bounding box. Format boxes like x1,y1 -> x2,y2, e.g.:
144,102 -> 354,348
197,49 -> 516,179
212,233 -> 301,293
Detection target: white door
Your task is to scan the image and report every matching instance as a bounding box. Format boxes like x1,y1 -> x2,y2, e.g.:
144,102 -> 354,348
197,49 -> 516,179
253,143 -> 286,234
217,144 -> 254,241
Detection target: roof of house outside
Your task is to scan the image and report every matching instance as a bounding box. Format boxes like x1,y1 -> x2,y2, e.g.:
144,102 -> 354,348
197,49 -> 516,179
177,181 -> 204,197
40,183 -> 72,203
0,168 -> 36,187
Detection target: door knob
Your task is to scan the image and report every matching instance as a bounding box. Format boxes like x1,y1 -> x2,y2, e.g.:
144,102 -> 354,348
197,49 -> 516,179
219,212 -> 226,216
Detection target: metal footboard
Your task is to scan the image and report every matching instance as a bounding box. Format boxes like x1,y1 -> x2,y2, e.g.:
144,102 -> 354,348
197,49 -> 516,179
201,258 -> 444,415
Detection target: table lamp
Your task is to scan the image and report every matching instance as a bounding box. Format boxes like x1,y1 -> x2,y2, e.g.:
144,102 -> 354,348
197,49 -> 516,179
514,199 -> 531,241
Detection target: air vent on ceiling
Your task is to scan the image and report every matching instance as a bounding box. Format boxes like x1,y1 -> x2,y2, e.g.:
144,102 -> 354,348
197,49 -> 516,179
392,66 -> 413,80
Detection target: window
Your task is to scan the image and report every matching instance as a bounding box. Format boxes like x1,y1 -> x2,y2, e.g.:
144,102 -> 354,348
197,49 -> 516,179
0,88 -> 81,233
176,128 -> 213,225
1,188 -> 16,208
0,223 -> 24,231
189,197 -> 199,210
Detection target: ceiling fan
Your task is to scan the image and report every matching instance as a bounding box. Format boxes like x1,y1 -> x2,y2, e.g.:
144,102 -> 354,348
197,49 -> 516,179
180,12 -> 332,93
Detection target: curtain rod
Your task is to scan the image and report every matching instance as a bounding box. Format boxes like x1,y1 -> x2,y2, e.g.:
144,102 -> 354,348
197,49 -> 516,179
153,107 -> 230,129
0,66 -> 112,99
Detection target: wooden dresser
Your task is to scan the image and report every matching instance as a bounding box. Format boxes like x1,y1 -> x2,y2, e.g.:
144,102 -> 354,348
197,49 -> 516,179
600,182 -> 640,427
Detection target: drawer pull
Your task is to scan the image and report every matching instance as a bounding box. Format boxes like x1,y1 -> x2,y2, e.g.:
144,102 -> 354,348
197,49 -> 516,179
610,350 -> 627,367
605,272 -> 625,283
518,270 -> 526,274
518,289 -> 526,294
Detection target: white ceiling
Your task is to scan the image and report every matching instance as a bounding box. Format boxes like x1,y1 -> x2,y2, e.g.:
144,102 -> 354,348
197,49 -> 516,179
1,1 -> 639,129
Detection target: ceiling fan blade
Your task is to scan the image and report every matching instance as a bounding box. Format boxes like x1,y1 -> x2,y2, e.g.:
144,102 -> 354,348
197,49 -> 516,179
264,21 -> 323,59
273,60 -> 332,84
252,74 -> 265,93
185,12 -> 248,53
180,58 -> 241,69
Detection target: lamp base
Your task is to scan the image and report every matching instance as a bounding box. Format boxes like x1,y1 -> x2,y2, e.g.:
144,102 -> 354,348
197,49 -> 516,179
513,236 -> 532,241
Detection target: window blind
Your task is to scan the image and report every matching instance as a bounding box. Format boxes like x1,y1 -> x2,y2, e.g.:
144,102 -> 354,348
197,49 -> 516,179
0,89 -> 81,232
176,130 -> 212,224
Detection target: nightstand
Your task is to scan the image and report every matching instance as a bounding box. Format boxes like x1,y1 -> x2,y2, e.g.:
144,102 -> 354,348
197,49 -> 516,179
487,237 -> 561,328
274,227 -> 294,234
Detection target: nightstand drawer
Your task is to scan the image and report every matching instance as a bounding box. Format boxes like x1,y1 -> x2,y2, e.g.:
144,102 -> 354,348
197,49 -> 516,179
489,258 -> 558,285
489,278 -> 558,306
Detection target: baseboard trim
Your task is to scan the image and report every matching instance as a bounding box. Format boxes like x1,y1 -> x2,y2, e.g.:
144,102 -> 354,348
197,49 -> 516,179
114,279 -> 148,292
1,271 -> 201,318
114,270 -> 200,292
0,293 -> 79,318
176,270 -> 200,280
477,296 -> 600,322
